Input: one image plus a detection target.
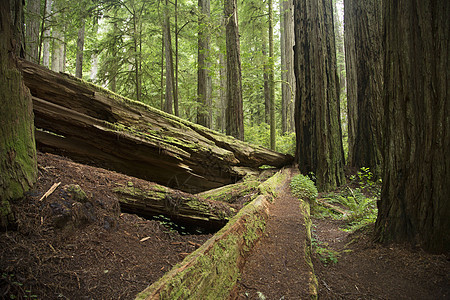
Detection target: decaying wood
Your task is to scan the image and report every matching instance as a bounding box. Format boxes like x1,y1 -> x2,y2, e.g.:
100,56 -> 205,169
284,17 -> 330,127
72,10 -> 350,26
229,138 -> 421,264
196,179 -> 260,203
114,182 -> 236,232
136,169 -> 290,299
20,60 -> 293,193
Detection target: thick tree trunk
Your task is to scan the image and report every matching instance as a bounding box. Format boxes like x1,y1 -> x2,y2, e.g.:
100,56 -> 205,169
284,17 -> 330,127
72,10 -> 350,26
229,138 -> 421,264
344,0 -> 383,176
163,1 -> 175,115
21,60 -> 293,193
224,0 -> 244,140
114,183 -> 236,232
268,0 -> 276,151
375,0 -> 450,253
41,0 -> 52,67
280,0 -> 295,134
197,0 -> 212,128
293,0 -> 345,191
25,0 -> 40,63
0,0 -> 37,228
75,18 -> 85,78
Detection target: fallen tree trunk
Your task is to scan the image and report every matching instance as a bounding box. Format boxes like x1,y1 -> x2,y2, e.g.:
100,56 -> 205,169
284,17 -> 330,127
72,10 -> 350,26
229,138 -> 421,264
21,60 -> 293,193
114,182 -> 236,232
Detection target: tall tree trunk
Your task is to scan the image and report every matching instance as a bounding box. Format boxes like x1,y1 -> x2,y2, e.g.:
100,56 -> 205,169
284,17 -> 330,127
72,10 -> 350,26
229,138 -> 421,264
197,0 -> 212,128
0,0 -> 37,228
281,0 -> 295,134
262,40 -> 270,125
41,0 -> 52,67
25,0 -> 40,63
160,30 -> 165,110
51,6 -> 65,73
75,18 -> 85,78
163,0 -> 175,115
90,16 -> 99,81
224,0 -> 244,140
344,0 -> 383,176
268,0 -> 275,150
293,0 -> 345,191
375,0 -> 449,253
218,19 -> 227,133
174,0 -> 179,117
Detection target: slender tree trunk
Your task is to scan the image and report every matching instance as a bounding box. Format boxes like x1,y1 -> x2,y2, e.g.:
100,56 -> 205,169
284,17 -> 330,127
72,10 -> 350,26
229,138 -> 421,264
51,5 -> 65,73
0,0 -> 37,228
344,0 -> 383,176
262,40 -> 270,125
163,0 -> 175,115
42,0 -> 52,67
293,0 -> 345,191
25,0 -> 40,63
160,30 -> 165,110
281,0 -> 295,133
90,17 -> 99,81
268,0 -> 275,150
75,19 -> 85,78
197,0 -> 212,128
174,0 -> 179,117
375,0 -> 450,253
218,20 -> 227,133
224,0 -> 244,140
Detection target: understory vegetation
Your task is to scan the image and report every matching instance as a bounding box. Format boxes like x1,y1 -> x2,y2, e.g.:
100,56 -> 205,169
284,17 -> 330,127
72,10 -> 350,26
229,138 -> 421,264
290,168 -> 381,265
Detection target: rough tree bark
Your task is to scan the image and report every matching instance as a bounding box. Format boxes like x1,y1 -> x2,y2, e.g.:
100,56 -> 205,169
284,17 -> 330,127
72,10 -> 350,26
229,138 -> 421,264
75,18 -> 85,78
280,0 -> 295,134
268,0 -> 276,150
25,0 -> 41,63
224,0 -> 244,140
344,0 -> 383,176
375,0 -> 449,253
293,0 -> 345,191
21,60 -> 293,193
41,0 -> 52,67
0,0 -> 37,228
163,0 -> 175,115
197,0 -> 212,128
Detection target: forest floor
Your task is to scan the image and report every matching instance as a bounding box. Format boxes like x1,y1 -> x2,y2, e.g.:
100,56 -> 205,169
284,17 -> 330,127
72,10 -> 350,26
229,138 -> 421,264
1,152 -> 449,299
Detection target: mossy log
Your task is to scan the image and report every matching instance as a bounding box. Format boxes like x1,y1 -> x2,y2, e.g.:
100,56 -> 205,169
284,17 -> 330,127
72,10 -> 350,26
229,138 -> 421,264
135,169 -> 290,300
114,182 -> 236,232
195,179 -> 260,203
20,60 -> 293,193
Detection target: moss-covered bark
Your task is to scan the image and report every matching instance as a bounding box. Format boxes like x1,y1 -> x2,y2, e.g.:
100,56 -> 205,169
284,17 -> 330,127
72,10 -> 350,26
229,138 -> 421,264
0,0 -> 37,228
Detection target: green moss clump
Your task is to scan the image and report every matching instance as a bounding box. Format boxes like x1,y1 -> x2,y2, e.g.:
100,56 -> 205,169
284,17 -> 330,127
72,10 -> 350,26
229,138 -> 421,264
290,174 -> 318,202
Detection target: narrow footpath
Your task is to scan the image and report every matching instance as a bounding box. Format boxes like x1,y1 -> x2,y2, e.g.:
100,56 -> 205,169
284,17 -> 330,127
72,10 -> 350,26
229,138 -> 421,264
231,170 -> 314,299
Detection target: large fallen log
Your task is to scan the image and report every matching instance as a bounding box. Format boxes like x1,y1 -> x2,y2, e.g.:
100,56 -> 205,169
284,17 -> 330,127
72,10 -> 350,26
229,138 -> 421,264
113,182 -> 237,232
21,60 -> 293,193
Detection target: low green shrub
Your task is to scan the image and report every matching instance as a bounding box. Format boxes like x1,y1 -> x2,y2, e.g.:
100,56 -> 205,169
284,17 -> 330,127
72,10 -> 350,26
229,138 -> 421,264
290,174 -> 318,202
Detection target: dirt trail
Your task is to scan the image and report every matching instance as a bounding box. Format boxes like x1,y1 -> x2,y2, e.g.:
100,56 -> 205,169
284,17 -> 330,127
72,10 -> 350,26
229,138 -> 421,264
231,172 -> 313,299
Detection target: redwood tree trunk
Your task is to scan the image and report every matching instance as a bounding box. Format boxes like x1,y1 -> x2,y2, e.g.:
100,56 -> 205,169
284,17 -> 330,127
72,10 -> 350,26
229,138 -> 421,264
293,0 -> 345,191
375,0 -> 450,253
224,0 -> 244,140
197,0 -> 212,128
0,0 -> 37,228
75,18 -> 85,78
25,0 -> 40,63
344,0 -> 383,176
163,1 -> 175,115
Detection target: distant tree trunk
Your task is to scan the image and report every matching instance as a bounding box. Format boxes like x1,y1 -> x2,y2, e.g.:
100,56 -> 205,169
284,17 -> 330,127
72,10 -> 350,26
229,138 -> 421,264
344,0 -> 383,176
41,0 -> 52,67
160,31 -> 165,110
90,17 -> 99,81
25,0 -> 40,63
197,0 -> 212,128
280,0 -> 295,134
218,21 -> 227,133
0,0 -> 37,228
224,0 -> 244,140
51,6 -> 65,73
262,40 -> 270,124
163,0 -> 175,115
75,18 -> 85,78
293,0 -> 345,191
174,0 -> 179,117
268,0 -> 275,150
375,0 -> 450,253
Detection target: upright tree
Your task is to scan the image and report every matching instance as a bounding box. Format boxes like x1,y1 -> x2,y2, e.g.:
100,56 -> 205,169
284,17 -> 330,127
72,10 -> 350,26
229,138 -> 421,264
0,0 -> 37,228
41,0 -> 52,67
197,0 -> 212,128
25,0 -> 41,63
268,0 -> 276,150
280,0 -> 295,134
224,0 -> 244,140
375,0 -> 449,253
163,0 -> 175,115
344,0 -> 383,176
293,0 -> 345,191
75,18 -> 86,78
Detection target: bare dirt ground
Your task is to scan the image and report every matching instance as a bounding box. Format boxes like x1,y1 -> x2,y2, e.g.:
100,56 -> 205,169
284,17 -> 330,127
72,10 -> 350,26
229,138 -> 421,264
312,219 -> 450,300
0,152 -> 212,299
231,177 -> 312,299
1,153 -> 449,299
